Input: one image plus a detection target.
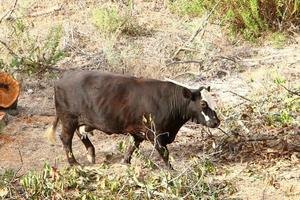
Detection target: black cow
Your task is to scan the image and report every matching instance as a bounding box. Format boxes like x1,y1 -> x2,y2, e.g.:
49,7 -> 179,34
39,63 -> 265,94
46,71 -> 220,169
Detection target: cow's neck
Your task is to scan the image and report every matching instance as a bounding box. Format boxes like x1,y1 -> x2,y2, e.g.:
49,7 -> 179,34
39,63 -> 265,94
167,88 -> 191,129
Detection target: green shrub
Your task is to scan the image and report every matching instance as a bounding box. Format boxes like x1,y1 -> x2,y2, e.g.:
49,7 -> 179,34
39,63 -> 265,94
168,0 -> 208,17
268,32 -> 288,48
1,19 -> 66,75
92,8 -> 123,34
169,0 -> 300,40
92,7 -> 148,36
222,0 -> 300,40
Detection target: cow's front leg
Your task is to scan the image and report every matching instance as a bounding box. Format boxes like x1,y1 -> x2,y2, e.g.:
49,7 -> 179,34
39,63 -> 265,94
124,135 -> 143,164
154,142 -> 173,170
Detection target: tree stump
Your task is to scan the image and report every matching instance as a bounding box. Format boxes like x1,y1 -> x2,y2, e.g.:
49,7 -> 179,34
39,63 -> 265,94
0,72 -> 20,109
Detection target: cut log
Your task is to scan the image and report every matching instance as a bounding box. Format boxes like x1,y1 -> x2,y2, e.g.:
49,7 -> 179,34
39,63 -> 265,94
0,72 -> 20,109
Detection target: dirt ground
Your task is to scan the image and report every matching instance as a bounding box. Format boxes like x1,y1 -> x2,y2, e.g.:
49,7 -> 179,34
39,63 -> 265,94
1,0 -> 300,199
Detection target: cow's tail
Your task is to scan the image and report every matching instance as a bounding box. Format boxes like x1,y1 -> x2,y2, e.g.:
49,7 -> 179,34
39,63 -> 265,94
46,116 -> 59,144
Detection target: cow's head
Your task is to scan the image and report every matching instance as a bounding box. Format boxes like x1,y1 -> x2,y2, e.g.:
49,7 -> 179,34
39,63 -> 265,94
183,86 -> 220,128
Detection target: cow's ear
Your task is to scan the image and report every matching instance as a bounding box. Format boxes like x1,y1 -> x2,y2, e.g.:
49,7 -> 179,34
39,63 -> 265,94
182,88 -> 192,100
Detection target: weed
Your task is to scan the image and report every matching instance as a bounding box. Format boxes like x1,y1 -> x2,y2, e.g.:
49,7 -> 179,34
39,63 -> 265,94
268,32 -> 288,48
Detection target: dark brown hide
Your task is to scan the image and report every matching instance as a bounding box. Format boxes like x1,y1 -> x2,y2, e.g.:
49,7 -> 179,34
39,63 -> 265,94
52,71 -> 220,169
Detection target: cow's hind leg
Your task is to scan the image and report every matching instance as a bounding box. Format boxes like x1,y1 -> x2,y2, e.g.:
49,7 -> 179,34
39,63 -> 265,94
76,128 -> 95,164
124,135 -> 143,164
60,121 -> 78,166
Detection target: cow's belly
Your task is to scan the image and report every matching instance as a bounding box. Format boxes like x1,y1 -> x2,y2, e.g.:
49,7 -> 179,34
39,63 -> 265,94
78,115 -> 127,135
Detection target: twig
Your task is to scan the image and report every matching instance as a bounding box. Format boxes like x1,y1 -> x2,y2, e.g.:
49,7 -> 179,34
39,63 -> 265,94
14,148 -> 24,178
168,164 -> 191,183
224,90 -> 252,102
0,40 -> 19,58
187,0 -> 221,44
27,5 -> 62,18
0,0 -> 18,23
280,84 -> 300,96
217,127 -> 229,136
243,136 -> 278,142
212,55 -> 240,63
166,60 -> 204,66
171,0 -> 221,60
182,168 -> 205,199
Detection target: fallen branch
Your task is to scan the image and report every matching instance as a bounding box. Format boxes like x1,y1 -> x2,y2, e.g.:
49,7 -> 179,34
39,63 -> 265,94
27,5 -> 62,18
0,0 -> 18,23
171,0 -> 221,60
224,90 -> 252,102
14,148 -> 24,178
217,127 -> 229,136
212,55 -> 240,63
280,84 -> 300,96
243,136 -> 278,142
166,60 -> 204,66
172,71 -> 202,79
0,40 -> 19,58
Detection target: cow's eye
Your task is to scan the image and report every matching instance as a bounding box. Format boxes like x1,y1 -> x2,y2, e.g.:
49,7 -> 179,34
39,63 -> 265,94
200,101 -> 207,107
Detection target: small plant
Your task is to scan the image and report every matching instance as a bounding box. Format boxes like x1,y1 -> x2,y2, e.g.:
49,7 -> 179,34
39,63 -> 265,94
168,0 -> 207,17
268,32 -> 288,48
92,7 -> 123,34
92,6 -> 148,36
273,76 -> 286,85
0,169 -> 16,199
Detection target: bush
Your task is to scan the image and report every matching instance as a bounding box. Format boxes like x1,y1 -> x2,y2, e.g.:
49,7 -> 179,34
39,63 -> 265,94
92,6 -> 148,37
92,7 -> 123,34
1,19 -> 66,75
169,0 -> 300,40
219,0 -> 300,40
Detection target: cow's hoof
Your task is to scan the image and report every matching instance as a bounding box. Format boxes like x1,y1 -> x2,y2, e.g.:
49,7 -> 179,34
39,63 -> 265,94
87,155 -> 95,164
123,159 -> 131,164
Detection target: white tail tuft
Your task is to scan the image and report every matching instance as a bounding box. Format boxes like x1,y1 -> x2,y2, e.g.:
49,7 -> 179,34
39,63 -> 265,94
46,125 -> 57,144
